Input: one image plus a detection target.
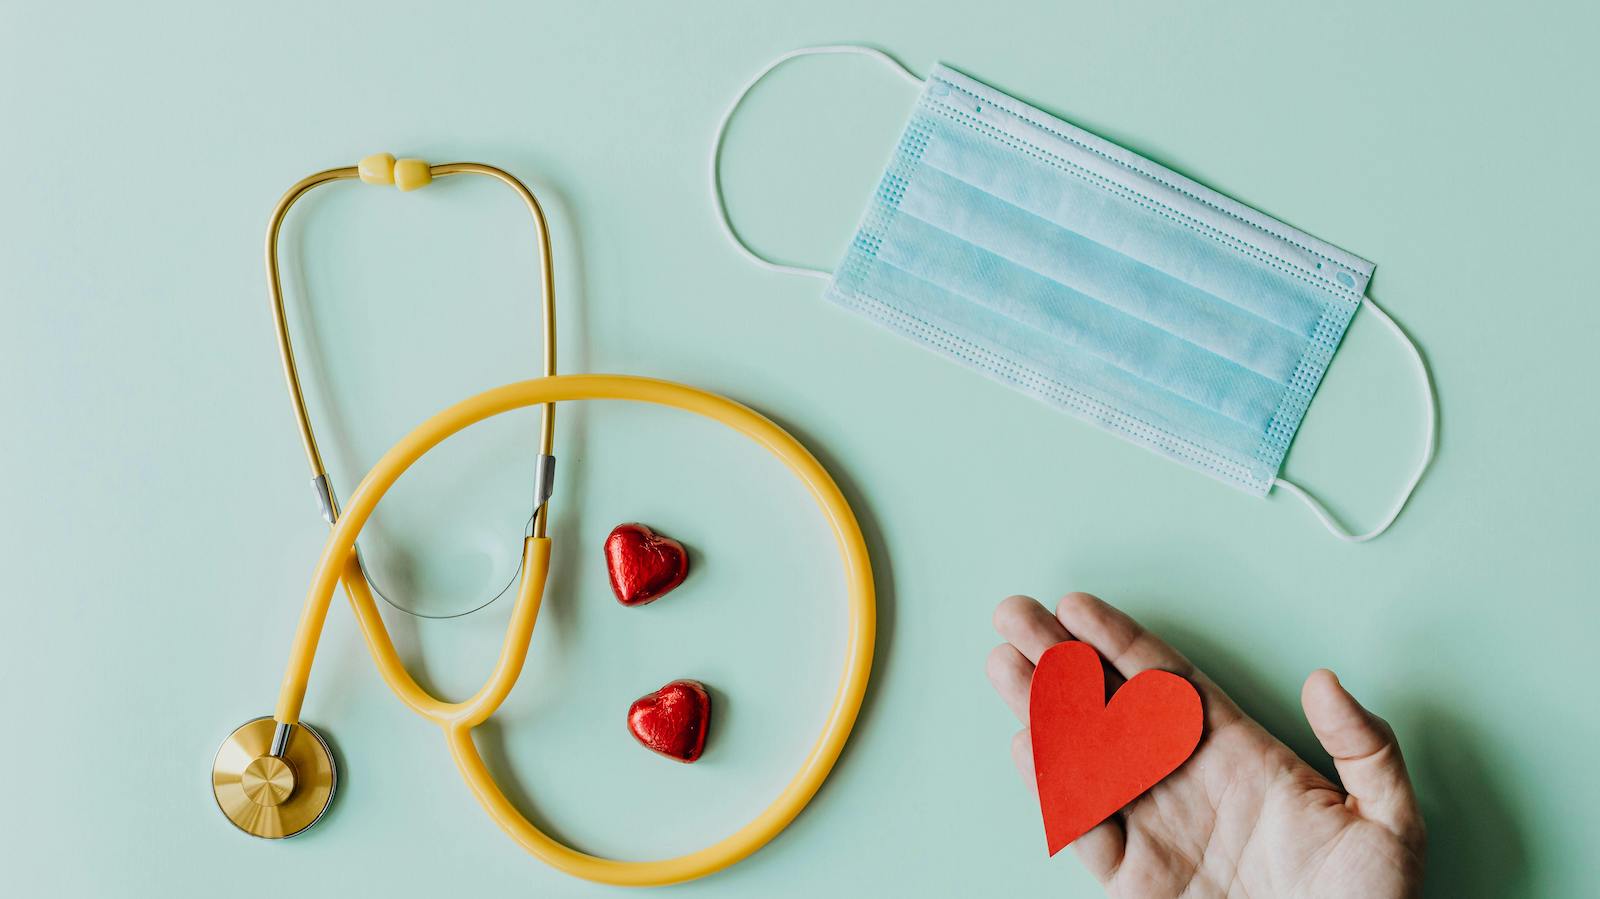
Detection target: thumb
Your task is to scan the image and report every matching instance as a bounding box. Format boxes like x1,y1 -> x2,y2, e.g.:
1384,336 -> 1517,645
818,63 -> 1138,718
1301,669 -> 1422,838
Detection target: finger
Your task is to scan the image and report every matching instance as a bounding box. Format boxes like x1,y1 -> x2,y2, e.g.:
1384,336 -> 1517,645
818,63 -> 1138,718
1010,728 -> 1036,795
1052,592 -> 1242,727
997,594 -> 1125,695
1072,818 -> 1128,885
994,594 -> 1074,663
1010,728 -> 1126,881
1301,669 -> 1424,840
987,643 -> 1034,724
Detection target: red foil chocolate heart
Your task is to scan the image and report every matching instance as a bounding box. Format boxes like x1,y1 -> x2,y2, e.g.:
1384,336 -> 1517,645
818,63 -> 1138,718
627,679 -> 711,763
604,523 -> 689,606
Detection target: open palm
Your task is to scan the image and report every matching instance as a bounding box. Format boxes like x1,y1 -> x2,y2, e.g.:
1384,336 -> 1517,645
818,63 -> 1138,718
987,594 -> 1426,898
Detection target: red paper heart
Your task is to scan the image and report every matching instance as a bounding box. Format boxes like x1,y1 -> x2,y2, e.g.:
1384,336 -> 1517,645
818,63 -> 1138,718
604,523 -> 689,607
627,679 -> 711,763
1030,641 -> 1203,855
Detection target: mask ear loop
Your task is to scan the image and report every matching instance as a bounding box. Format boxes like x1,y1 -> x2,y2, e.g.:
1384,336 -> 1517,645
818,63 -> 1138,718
1274,296 -> 1438,542
710,45 -> 923,281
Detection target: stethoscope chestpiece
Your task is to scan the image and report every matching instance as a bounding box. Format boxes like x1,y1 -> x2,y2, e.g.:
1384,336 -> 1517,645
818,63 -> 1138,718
212,717 -> 336,839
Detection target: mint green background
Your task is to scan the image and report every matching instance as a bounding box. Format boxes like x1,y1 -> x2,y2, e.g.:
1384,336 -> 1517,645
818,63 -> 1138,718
2,1 -> 1596,895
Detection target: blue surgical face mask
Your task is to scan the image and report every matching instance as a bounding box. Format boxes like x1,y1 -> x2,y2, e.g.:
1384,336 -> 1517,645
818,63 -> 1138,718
712,46 -> 1435,542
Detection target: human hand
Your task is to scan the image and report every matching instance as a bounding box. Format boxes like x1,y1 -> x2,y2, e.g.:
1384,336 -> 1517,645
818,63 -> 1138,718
987,594 -> 1426,898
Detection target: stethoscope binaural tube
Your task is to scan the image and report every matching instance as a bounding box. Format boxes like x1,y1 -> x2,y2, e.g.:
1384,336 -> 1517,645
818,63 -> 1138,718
274,375 -> 876,885
264,154 -> 558,617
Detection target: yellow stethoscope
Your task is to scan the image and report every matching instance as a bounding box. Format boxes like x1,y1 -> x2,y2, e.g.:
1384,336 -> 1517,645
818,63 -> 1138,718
211,154 -> 875,887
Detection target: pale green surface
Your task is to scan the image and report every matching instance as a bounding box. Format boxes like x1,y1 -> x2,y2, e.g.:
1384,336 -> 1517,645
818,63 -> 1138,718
1,1 -> 1596,895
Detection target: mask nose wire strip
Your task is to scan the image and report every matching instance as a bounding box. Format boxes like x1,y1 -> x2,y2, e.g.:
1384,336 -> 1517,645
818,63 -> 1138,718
1274,296 -> 1438,542
710,44 -> 923,281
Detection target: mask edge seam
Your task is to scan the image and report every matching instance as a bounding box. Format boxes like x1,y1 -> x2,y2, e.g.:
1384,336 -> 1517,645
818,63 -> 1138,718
925,94 -> 1366,304
1253,296 -> 1364,477
828,280 -> 1272,493
928,70 -> 1373,282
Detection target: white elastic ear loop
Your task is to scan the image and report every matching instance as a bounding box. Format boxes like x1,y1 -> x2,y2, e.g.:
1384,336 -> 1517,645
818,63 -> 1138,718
710,45 -> 923,281
1274,297 -> 1437,543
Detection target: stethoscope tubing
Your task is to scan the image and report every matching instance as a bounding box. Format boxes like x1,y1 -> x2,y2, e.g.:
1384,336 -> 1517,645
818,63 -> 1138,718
275,373 -> 876,885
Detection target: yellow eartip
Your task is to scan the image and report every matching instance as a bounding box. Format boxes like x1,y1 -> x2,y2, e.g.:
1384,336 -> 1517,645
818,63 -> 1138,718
393,158 -> 433,192
357,153 -> 395,185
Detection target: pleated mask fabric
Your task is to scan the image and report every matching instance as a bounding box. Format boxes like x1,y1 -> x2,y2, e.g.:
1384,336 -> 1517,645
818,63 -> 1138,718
827,64 -> 1369,496
710,46 -> 1436,541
